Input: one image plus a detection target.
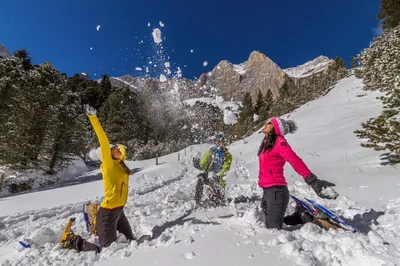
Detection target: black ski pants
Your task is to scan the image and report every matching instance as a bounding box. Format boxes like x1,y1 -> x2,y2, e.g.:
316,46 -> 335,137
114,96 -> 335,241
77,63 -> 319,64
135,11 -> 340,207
74,206 -> 135,253
261,186 -> 289,230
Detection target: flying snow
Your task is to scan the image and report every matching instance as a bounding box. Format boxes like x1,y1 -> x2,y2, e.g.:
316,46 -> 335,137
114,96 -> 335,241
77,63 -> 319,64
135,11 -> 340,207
190,49 -> 194,53
159,21 -> 165,27
147,22 -> 151,27
96,25 -> 101,31
159,74 -> 167,82
203,61 -> 208,66
135,67 -> 142,71
152,28 -> 162,44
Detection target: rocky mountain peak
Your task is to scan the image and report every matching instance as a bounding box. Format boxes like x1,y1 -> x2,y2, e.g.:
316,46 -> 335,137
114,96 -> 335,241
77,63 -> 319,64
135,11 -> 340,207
103,51 -> 343,104
246,51 -> 282,71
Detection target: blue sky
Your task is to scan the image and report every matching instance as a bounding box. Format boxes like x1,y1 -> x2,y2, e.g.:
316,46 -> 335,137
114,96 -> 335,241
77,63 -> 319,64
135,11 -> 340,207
1,0 -> 381,80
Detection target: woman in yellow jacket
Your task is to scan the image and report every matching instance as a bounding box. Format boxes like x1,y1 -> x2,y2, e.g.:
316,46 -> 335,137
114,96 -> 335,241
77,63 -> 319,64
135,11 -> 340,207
62,105 -> 134,253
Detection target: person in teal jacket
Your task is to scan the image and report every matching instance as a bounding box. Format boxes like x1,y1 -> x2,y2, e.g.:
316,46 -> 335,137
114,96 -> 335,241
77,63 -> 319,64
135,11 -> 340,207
194,132 -> 232,206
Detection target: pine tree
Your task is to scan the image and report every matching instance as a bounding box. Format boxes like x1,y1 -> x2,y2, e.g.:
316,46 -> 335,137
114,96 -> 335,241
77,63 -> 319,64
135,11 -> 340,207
334,56 -> 346,69
259,89 -> 273,120
99,74 -> 113,103
377,0 -> 400,31
0,56 -> 30,165
238,91 -> 253,124
351,56 -> 357,69
254,90 -> 265,115
13,49 -> 32,71
355,25 -> 400,163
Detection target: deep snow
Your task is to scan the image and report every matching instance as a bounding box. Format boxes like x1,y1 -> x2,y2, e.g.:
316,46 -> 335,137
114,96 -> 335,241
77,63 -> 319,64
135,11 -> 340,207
1,76 -> 400,266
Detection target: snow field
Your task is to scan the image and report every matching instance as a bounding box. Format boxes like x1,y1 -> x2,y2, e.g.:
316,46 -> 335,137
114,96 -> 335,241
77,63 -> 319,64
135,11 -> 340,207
1,76 -> 400,265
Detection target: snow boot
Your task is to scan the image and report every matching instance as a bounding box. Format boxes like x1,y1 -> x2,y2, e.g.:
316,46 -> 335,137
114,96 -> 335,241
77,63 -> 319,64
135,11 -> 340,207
60,217 -> 76,249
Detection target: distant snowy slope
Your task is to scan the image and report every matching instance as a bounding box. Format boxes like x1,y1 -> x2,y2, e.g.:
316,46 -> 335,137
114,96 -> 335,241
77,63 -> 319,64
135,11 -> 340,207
283,55 -> 333,78
1,76 -> 400,266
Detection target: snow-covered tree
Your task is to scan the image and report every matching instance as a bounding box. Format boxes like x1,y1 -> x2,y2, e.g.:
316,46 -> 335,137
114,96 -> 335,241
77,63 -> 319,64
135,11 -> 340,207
378,0 -> 400,31
355,25 -> 400,163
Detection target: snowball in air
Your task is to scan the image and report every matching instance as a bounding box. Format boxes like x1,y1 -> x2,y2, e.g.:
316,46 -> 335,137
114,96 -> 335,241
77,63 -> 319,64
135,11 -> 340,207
135,67 -> 142,71
160,74 -> 167,82
96,25 -> 101,31
159,21 -> 165,27
152,28 -> 162,44
203,61 -> 208,66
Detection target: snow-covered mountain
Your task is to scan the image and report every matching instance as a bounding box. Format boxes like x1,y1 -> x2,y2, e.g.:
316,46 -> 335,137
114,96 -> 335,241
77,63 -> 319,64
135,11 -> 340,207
1,75 -> 399,265
105,52 -> 342,104
283,56 -> 334,78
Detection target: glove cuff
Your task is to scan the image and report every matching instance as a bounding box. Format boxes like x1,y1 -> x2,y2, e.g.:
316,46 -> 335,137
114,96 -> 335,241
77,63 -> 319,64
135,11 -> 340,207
305,173 -> 317,185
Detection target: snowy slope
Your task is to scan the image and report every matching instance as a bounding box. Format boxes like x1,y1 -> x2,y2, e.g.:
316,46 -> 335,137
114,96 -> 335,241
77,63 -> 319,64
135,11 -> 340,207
1,76 -> 400,266
284,56 -> 333,78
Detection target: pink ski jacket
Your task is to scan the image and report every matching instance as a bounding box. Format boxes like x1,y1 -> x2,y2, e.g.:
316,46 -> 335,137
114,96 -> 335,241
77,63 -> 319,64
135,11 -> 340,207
258,135 -> 312,188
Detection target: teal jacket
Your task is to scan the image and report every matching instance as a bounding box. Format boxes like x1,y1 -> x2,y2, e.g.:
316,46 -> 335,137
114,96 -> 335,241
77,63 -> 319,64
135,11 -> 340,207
200,147 -> 232,176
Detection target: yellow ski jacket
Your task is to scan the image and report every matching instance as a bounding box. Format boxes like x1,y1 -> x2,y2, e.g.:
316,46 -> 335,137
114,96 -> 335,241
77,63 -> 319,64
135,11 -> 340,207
88,115 -> 129,209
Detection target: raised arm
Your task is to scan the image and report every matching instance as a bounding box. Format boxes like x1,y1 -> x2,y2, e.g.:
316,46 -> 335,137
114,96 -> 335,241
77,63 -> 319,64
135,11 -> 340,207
85,105 -> 113,167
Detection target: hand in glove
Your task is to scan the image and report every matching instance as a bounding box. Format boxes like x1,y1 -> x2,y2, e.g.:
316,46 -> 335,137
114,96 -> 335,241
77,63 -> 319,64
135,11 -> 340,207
84,104 -> 97,116
305,174 -> 338,199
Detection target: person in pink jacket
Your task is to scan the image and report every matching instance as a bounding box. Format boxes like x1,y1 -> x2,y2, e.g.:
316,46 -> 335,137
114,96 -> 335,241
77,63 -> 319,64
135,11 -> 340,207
258,117 -> 337,229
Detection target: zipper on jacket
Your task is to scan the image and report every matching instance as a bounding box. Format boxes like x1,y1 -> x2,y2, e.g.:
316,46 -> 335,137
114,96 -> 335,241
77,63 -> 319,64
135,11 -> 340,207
120,182 -> 125,197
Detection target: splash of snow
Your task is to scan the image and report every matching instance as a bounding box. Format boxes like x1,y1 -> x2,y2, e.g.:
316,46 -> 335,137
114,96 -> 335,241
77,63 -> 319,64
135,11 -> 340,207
147,22 -> 151,27
253,114 -> 260,122
224,109 -> 238,125
176,67 -> 182,78
159,21 -> 165,27
160,74 -> 167,82
152,28 -> 162,44
96,25 -> 101,31
203,61 -> 208,67
135,67 -> 142,71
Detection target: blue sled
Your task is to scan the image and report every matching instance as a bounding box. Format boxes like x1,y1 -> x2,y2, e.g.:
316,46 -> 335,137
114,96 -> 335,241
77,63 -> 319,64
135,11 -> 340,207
305,197 -> 357,233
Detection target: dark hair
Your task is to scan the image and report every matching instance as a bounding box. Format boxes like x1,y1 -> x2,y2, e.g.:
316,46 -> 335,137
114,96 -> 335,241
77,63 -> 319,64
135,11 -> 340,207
119,160 -> 131,175
257,130 -> 277,156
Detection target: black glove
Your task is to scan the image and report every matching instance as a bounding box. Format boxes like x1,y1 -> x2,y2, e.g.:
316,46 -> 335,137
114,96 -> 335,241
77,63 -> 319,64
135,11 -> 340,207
305,174 -> 338,199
